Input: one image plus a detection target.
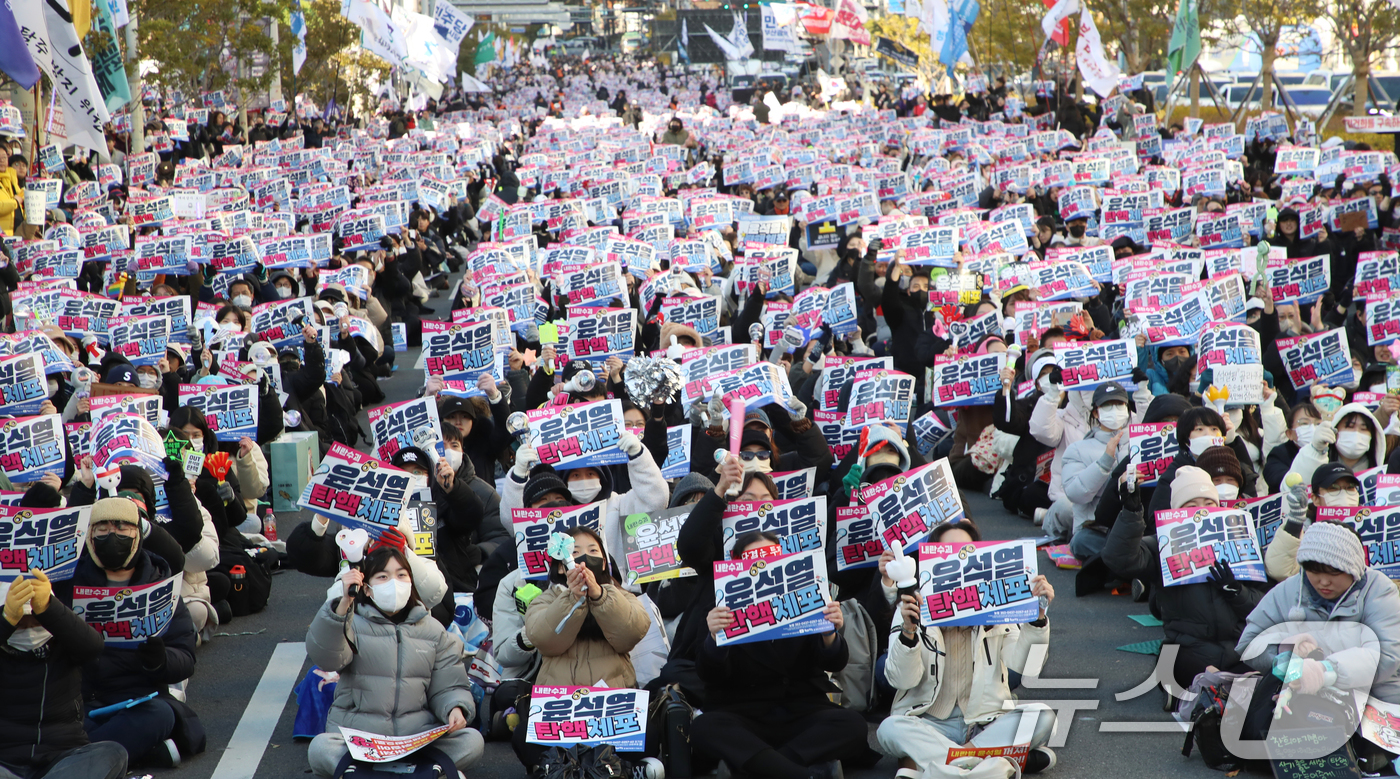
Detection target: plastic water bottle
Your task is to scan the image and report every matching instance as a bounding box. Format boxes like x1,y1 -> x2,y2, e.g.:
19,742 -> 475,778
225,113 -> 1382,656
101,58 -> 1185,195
262,512 -> 278,542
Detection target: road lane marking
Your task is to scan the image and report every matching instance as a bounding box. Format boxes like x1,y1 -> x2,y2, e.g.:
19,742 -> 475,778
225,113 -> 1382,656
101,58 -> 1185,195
210,641 -> 308,779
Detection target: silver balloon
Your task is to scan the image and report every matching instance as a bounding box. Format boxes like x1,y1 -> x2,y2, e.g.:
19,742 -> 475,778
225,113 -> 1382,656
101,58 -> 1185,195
624,356 -> 684,405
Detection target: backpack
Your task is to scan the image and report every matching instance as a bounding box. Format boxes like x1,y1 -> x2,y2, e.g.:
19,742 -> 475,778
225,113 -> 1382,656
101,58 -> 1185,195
834,598 -> 879,713
1181,671 -> 1254,771
532,744 -> 631,778
217,543 -> 273,617
645,683 -> 695,779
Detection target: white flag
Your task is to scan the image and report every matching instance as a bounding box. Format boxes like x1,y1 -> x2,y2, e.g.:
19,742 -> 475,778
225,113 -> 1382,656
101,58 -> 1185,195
729,12 -> 755,59
903,0 -> 924,19
349,0 -> 410,68
1075,8 -> 1121,97
1041,0 -> 1079,40
680,18 -> 688,47
921,0 -> 950,56
13,0 -> 110,155
704,23 -> 742,60
761,6 -> 800,52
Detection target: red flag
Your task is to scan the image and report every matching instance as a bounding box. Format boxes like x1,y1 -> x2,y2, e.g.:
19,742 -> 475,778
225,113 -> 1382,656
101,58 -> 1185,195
1042,0 -> 1069,46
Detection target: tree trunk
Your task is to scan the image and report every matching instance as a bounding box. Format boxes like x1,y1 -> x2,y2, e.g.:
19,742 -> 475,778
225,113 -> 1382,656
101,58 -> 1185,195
1354,54 -> 1372,117
1190,66 -> 1200,117
1259,36 -> 1277,111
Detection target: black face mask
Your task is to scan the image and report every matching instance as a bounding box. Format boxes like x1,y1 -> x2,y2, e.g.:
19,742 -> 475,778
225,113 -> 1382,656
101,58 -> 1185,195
1068,224 -> 1087,239
1162,356 -> 1187,375
92,533 -> 135,570
281,361 -> 300,374
549,553 -> 610,586
908,290 -> 929,307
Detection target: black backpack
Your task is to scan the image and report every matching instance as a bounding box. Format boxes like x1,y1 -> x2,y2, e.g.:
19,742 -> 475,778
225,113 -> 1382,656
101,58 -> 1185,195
1182,676 -> 1245,772
216,543 -> 273,617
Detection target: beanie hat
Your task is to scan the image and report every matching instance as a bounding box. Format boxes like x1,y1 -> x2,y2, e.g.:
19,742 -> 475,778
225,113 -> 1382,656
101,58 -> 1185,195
1194,446 -> 1243,488
1171,466 -> 1219,509
522,465 -> 572,508
1297,521 -> 1368,581
87,497 -> 142,570
670,472 -> 715,508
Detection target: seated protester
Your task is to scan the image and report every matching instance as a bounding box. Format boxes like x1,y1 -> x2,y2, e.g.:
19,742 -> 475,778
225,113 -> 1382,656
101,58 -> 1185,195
1103,466 -> 1267,690
305,543 -> 484,777
0,571 -> 128,779
1057,384 -> 1131,558
644,473 -> 716,644
503,428 -> 667,586
62,499 -> 198,768
1290,402 -> 1386,483
286,513 -> 451,615
1235,521 -> 1400,774
1265,462 -> 1362,581
993,347 -> 1058,520
438,390 -> 510,549
948,335 -> 1009,491
439,422 -> 506,553
1092,394 -> 1193,534
655,459 -> 779,705
515,527 -> 652,772
1145,407 -> 1253,521
1264,402 -> 1322,493
171,408 -> 245,540
878,519 -> 1057,779
691,531 -> 868,779
691,403 -> 833,485
390,446 -> 485,594
1138,342 -> 1195,397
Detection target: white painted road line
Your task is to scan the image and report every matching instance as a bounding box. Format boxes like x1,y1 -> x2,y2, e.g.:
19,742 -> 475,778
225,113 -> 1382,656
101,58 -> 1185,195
210,641 -> 308,779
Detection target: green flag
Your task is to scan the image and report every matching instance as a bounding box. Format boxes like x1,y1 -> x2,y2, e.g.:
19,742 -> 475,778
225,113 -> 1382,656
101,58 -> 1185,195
90,0 -> 132,113
1166,0 -> 1200,75
475,32 -> 497,65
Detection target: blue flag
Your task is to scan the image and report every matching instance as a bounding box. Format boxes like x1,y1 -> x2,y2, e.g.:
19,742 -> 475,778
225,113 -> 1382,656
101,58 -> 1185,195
940,0 -> 980,77
0,5 -> 39,89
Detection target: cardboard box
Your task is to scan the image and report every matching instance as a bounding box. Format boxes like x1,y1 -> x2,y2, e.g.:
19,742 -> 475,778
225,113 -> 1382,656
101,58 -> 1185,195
270,431 -> 319,512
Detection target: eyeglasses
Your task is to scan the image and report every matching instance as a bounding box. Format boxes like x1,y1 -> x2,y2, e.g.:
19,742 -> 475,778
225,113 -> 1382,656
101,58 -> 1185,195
737,450 -> 772,461
1320,486 -> 1359,497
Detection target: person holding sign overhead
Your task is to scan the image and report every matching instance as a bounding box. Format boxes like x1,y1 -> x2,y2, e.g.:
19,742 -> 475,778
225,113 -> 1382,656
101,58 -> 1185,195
305,541 -> 484,777
691,530 -> 870,779
0,570 -> 128,779
877,519 -> 1057,779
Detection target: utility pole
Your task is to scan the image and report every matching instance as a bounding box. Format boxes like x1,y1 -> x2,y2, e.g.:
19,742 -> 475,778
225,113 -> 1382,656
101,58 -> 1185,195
125,2 -> 145,163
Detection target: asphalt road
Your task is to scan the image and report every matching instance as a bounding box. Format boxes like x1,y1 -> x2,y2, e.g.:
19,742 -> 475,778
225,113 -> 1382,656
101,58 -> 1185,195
140,277 -> 1223,779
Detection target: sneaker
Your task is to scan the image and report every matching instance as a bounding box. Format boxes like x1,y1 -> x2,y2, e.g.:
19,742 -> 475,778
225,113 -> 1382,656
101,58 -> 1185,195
895,770 -> 921,779
167,680 -> 187,703
151,738 -> 181,768
632,757 -> 665,779
1131,578 -> 1148,602
1024,747 -> 1056,774
1033,508 -> 1047,526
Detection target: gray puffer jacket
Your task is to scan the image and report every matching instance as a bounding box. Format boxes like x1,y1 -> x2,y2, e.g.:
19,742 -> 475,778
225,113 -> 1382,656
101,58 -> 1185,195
307,599 -> 475,736
1237,568 -> 1400,704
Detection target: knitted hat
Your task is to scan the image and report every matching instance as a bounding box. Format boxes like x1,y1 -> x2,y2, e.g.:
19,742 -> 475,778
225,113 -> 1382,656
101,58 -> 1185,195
87,497 -> 142,570
522,466 -> 572,508
1171,466 -> 1219,508
1297,521 -> 1368,580
1194,445 -> 1243,487
670,472 -> 716,508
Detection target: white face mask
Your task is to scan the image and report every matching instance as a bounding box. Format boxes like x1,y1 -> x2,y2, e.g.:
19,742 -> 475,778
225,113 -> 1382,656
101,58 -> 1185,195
570,478 -> 602,503
1337,430 -> 1372,460
1319,488 -> 1361,508
276,286 -> 293,299
220,321 -> 241,332
1294,424 -> 1316,447
1215,483 -> 1240,501
369,579 -> 412,614
742,456 -> 774,474
408,473 -> 429,493
8,626 -> 51,652
46,379 -> 58,398
444,449 -> 463,470
1189,436 -> 1217,458
1227,409 -> 1243,430
1038,375 -> 1056,394
1097,405 -> 1128,431
137,372 -> 159,389
232,294 -> 252,309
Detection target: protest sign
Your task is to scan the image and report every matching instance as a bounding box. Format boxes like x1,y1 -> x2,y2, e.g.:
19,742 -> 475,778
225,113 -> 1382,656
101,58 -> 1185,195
933,352 -> 1005,406
847,369 -> 915,430
1140,294 -> 1210,347
1316,506 -> 1400,579
1278,329 -> 1356,390
1266,254 -> 1331,305
72,574 -> 181,645
565,308 -> 635,366
524,400 -> 628,470
178,384 -> 258,442
918,540 -> 1039,627
1154,507 -> 1267,586
910,411 -> 956,457
1051,339 -> 1136,391
557,262 -> 626,306
298,442 -> 414,536
1195,322 -> 1262,372
89,393 -> 161,429
1129,422 -> 1178,487
107,315 -> 170,368
707,361 -> 795,413
511,501 -> 605,580
859,459 -> 964,555
659,296 -> 719,338
367,397 -> 444,463
720,496 -> 827,559
421,320 -> 504,387
712,547 -> 832,646
770,468 -> 817,500
834,505 -> 883,571
0,414 -> 67,483
124,297 -> 190,344
339,725 -> 451,763
1367,292 -> 1400,345
91,413 -> 165,474
658,424 -> 692,480
250,298 -> 313,350
679,345 -> 755,410
0,355 -> 50,417
525,686 -> 649,752
620,505 -> 694,585
0,504 -> 90,581
817,356 -> 893,412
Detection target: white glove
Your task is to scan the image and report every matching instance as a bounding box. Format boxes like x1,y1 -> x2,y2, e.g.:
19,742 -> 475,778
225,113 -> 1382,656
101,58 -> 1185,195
618,430 -> 644,457
1311,423 -> 1336,454
785,397 -> 807,421
1042,381 -> 1063,404
666,335 -> 685,361
513,444 -> 539,478
886,556 -> 917,589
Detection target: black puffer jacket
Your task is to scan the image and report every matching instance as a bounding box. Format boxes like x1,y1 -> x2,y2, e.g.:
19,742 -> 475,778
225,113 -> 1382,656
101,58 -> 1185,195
432,465 -> 487,593
61,550 -> 198,705
0,599 -> 106,769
